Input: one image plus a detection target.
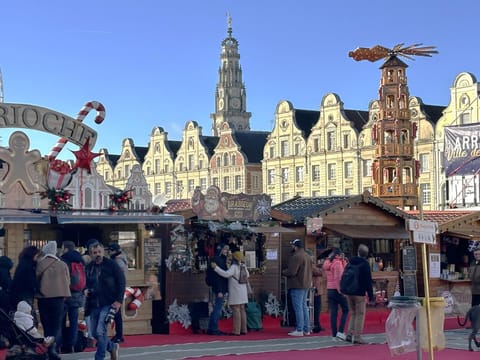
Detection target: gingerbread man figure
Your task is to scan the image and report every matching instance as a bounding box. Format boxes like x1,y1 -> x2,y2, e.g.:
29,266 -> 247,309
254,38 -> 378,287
0,131 -> 42,194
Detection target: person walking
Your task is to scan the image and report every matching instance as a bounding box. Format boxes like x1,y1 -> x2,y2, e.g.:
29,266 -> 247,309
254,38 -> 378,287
108,243 -> 128,344
282,239 -> 312,337
342,244 -> 374,344
206,243 -> 229,335
311,254 -> 325,333
323,248 -> 349,341
0,255 -> 13,311
84,241 -> 125,360
59,241 -> 86,353
469,248 -> 480,306
36,241 -> 71,360
212,250 -> 249,335
9,246 -> 40,312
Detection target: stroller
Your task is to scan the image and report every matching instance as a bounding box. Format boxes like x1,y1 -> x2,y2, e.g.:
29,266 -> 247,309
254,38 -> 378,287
0,307 -> 49,359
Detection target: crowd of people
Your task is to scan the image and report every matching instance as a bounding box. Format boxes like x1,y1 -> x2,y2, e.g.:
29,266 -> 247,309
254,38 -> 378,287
0,240 -> 127,360
282,239 -> 374,344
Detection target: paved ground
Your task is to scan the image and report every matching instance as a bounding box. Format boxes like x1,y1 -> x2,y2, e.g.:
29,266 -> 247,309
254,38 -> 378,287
59,329 -> 478,360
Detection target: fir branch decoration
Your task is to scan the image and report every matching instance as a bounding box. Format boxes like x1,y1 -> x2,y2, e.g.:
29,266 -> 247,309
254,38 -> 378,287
109,189 -> 133,211
167,299 -> 191,329
40,187 -> 73,211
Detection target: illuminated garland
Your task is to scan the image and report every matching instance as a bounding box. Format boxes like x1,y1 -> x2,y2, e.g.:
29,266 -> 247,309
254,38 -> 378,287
109,189 -> 133,211
40,187 -> 73,211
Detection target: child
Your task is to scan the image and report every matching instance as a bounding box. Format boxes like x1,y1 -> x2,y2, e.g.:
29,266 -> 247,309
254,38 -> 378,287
13,301 -> 54,347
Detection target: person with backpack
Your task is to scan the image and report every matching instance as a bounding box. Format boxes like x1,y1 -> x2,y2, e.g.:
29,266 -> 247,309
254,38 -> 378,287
206,243 -> 229,335
322,248 -> 349,341
341,244 -> 374,344
60,241 -> 86,353
108,243 -> 128,344
211,249 -> 249,335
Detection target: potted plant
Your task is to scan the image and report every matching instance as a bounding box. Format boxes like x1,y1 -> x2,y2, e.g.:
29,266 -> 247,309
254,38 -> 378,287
167,299 -> 191,334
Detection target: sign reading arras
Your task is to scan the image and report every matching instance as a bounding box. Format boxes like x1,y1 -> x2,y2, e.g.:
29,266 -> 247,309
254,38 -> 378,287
0,103 -> 98,148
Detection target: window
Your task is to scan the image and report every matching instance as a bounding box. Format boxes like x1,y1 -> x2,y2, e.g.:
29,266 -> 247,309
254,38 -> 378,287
312,191 -> 320,197
164,162 -> 169,173
313,138 -> 319,152
328,163 -> 336,180
328,189 -> 336,196
223,176 -> 230,190
296,166 -> 304,182
223,153 -> 229,166
154,143 -> 160,153
231,154 -> 236,166
124,165 -> 130,178
420,183 -> 431,204
281,168 -> 289,182
419,153 -> 430,173
165,182 -> 172,194
216,157 -> 221,168
345,188 -> 353,196
267,169 -> 276,185
200,178 -> 207,191
327,131 -> 336,151
312,165 -> 320,181
344,162 -> 353,178
235,175 -> 242,190
188,155 -> 194,170
343,133 -> 350,149
281,140 -> 289,157
363,160 -> 372,177
155,159 -> 160,174
105,171 -> 109,180
188,179 -> 195,193
294,143 -> 301,155
213,178 -> 219,187
117,170 -> 121,179
460,112 -> 471,125
269,146 -> 275,158
155,183 -> 161,195
252,174 -> 260,189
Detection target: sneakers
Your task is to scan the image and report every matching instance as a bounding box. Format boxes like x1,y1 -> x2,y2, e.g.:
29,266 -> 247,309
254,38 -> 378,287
109,343 -> 119,360
303,331 -> 311,336
312,326 -> 324,333
288,330 -> 304,337
43,336 -> 55,347
112,336 -> 125,343
336,332 -> 347,341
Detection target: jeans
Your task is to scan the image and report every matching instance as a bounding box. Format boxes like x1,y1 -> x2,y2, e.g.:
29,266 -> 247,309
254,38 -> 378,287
327,289 -> 348,337
113,310 -> 123,338
290,288 -> 310,332
90,305 -> 117,360
60,304 -> 79,349
208,293 -> 224,332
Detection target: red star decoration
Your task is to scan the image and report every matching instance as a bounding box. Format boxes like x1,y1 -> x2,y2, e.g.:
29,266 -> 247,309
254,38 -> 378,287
71,138 -> 100,174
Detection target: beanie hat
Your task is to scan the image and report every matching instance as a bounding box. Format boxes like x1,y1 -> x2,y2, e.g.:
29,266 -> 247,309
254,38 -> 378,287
17,300 -> 32,314
232,251 -> 244,262
42,241 -> 57,256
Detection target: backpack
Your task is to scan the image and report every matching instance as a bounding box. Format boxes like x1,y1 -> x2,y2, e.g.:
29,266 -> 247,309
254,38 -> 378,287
238,263 -> 248,284
69,262 -> 86,292
340,262 -> 361,295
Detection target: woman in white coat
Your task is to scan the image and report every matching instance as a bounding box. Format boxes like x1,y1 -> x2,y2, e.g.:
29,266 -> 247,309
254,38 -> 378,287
212,250 -> 249,335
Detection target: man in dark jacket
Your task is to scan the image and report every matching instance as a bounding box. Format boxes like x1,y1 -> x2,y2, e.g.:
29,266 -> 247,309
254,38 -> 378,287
0,255 -> 13,311
85,241 -> 125,360
207,243 -> 229,335
282,239 -> 312,336
59,241 -> 86,353
344,243 -> 374,344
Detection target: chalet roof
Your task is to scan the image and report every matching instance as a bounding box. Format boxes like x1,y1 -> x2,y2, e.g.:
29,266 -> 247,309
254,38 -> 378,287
344,109 -> 369,132
294,109 -> 319,138
233,131 -> 270,163
408,210 -> 480,238
273,192 -> 415,223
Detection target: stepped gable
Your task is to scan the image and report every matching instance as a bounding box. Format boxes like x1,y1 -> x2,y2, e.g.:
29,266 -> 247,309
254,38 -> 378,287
232,131 -> 269,163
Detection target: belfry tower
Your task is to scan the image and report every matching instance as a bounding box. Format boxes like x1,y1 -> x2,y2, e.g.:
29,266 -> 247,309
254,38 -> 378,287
210,14 -> 251,136
349,44 -> 437,209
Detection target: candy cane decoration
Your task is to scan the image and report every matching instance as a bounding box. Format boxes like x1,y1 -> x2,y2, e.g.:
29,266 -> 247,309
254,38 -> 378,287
47,101 -> 105,160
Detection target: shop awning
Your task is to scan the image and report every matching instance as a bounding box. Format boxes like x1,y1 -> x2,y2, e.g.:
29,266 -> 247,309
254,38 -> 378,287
55,211 -> 184,224
249,225 -> 296,233
0,209 -> 51,224
324,224 -> 409,239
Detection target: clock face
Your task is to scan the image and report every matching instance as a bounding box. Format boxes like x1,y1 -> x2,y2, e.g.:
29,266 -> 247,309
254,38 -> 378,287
231,98 -> 241,109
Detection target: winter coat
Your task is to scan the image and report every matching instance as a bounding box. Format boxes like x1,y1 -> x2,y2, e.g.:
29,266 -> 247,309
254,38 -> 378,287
111,251 -> 128,274
85,257 -> 126,309
10,257 -> 38,309
0,256 -> 13,291
36,254 -> 71,298
469,261 -> 480,295
282,248 -> 312,289
214,261 -> 249,305
61,249 -> 86,307
347,256 -> 374,301
323,257 -> 345,292
311,261 -> 325,296
210,253 -> 229,295
14,301 -> 42,339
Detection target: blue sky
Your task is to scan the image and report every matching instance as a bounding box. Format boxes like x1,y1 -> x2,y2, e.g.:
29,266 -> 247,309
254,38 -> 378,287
1,0 -> 479,159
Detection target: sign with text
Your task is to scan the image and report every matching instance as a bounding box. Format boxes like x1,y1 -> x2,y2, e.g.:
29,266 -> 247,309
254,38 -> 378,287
444,124 -> 480,177
407,219 -> 438,244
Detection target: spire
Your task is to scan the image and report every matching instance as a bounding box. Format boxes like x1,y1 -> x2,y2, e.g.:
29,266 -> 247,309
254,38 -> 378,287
227,12 -> 233,38
0,68 -> 4,103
